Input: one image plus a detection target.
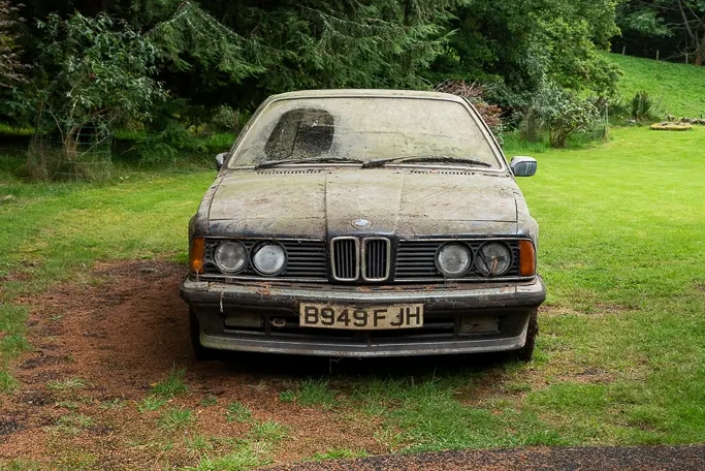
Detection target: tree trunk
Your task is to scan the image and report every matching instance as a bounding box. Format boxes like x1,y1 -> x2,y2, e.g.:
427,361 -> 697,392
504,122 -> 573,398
697,34 -> 705,66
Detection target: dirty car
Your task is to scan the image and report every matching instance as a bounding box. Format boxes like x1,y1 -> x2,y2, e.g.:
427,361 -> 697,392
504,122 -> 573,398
180,89 -> 546,360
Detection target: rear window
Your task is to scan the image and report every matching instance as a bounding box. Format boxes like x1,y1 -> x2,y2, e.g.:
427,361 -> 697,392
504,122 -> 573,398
229,96 -> 500,168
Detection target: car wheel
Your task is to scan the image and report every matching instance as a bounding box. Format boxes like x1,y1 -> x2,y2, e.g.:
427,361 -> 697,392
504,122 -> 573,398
513,309 -> 538,362
189,309 -> 220,361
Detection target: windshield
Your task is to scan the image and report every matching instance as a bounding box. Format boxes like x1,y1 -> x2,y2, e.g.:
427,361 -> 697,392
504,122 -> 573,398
228,96 -> 502,169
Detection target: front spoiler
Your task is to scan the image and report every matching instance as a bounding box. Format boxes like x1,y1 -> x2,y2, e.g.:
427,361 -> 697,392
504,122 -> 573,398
198,327 -> 529,358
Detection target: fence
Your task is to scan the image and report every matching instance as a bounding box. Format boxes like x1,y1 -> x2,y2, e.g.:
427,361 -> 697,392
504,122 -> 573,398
26,125 -> 114,181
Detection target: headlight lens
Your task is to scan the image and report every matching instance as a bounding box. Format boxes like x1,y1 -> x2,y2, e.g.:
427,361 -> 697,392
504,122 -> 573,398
476,243 -> 512,276
214,241 -> 248,274
252,243 -> 287,276
436,243 -> 472,277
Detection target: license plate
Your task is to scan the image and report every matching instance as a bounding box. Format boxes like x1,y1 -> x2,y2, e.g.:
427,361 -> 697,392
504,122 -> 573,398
299,303 -> 423,330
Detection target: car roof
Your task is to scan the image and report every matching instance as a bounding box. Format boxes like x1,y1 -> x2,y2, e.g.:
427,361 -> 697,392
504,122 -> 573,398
268,89 -> 466,103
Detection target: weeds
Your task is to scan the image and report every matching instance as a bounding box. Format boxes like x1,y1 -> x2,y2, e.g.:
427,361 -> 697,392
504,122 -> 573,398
158,408 -> 194,431
225,401 -> 252,423
187,444 -> 265,471
199,395 -> 217,407
0,371 -> 18,392
137,395 -> 168,413
298,379 -> 339,408
55,413 -> 93,434
184,435 -> 214,458
99,398 -> 126,410
310,448 -> 368,461
47,377 -> 86,391
278,379 -> 339,408
151,367 -> 188,398
248,420 -> 290,443
278,389 -> 296,404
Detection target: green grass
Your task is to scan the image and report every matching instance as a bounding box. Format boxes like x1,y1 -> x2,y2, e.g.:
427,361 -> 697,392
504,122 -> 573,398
225,401 -> 253,423
185,445 -> 266,471
46,378 -> 87,391
2,126 -> 705,463
309,448 -> 369,461
248,420 -> 290,443
279,379 -> 340,408
151,367 -> 189,398
137,395 -> 169,413
0,123 -> 34,137
608,53 -> 705,118
158,408 -> 194,431
343,126 -> 705,451
55,413 -> 94,435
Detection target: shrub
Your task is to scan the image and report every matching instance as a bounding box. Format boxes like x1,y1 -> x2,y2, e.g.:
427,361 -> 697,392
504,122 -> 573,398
527,83 -> 600,148
590,96 -> 630,124
209,105 -> 240,134
25,13 -> 165,180
0,0 -> 28,88
435,80 -> 504,135
631,90 -> 660,123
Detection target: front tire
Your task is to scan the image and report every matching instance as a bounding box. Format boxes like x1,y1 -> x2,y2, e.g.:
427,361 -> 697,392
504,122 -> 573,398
513,309 -> 538,362
189,309 -> 220,361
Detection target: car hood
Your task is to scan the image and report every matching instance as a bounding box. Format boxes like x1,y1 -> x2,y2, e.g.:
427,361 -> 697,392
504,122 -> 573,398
208,169 -> 520,237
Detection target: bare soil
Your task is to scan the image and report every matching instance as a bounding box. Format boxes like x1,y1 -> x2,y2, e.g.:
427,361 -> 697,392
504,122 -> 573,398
0,261 -> 386,469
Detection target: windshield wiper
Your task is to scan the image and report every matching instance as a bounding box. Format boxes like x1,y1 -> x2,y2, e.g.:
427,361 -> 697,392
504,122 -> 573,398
255,156 -> 365,170
362,155 -> 493,169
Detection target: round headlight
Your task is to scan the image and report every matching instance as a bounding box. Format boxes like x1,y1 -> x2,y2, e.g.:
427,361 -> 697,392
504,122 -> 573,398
252,243 -> 287,276
436,243 -> 472,277
214,241 -> 248,274
476,242 -> 512,277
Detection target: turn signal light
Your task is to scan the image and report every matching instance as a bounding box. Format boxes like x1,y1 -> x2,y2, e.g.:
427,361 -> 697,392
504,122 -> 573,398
518,240 -> 536,276
190,237 -> 206,274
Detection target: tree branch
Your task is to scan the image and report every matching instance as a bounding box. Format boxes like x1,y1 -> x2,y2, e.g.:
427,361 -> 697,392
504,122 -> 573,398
677,0 -> 696,39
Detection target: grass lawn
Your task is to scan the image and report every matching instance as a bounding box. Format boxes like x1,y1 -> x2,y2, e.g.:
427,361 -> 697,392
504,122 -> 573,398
1,126 -> 705,468
608,52 -> 705,118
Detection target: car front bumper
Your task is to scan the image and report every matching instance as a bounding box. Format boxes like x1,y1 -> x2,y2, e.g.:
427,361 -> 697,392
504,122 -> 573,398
180,276 -> 546,358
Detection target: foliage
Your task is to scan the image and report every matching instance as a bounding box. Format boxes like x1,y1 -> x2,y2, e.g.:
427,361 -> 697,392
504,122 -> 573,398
25,13 -> 166,180
209,105 -> 240,133
630,90 -> 660,122
590,95 -> 631,125
527,83 -> 601,148
3,0 -> 629,138
616,0 -> 705,65
136,0 -> 467,107
0,0 -> 27,88
431,0 -> 622,109
435,80 -> 503,134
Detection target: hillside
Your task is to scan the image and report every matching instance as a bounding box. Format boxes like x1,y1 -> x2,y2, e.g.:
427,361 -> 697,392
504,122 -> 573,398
609,53 -> 705,118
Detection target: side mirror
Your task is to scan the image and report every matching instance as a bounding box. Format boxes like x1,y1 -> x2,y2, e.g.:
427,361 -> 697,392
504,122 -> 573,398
215,153 -> 227,171
510,156 -> 537,177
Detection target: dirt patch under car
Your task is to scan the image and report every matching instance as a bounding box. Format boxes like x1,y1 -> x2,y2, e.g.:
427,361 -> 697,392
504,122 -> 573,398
0,261 -> 385,469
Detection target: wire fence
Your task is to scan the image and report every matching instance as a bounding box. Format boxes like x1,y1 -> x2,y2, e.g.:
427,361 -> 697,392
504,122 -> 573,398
26,125 -> 114,181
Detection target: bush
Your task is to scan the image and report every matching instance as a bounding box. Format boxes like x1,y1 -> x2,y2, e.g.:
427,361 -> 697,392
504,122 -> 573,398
631,90 -> 661,123
209,105 -> 240,134
525,84 -> 601,148
24,13 -> 165,180
590,96 -> 630,124
435,80 -> 504,135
